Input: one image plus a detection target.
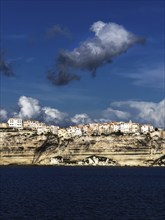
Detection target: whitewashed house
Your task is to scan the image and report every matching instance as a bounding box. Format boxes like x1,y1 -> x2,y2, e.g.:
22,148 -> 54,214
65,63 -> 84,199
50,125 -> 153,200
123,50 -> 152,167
119,122 -> 130,133
119,121 -> 140,133
89,123 -> 99,136
111,122 -> 120,132
23,120 -> 38,130
7,118 -> 23,129
67,126 -> 82,137
130,122 -> 140,133
98,123 -> 110,135
81,125 -> 89,136
141,124 -> 154,134
37,125 -> 49,134
74,127 -> 82,137
23,120 -> 46,130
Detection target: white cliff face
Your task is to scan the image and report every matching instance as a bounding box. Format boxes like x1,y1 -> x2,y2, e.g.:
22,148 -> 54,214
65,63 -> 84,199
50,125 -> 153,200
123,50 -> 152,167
50,156 -> 63,165
0,123 -> 164,166
78,155 -> 117,166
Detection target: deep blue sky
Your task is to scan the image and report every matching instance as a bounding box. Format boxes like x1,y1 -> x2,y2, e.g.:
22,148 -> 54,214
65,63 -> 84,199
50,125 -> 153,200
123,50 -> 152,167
0,0 -> 164,125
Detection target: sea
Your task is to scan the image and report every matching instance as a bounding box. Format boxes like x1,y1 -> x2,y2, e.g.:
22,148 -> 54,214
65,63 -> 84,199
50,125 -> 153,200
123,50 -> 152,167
0,166 -> 165,220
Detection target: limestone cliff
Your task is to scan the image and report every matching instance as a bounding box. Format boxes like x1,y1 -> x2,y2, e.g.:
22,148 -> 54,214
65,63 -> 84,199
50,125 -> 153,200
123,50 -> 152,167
0,129 -> 165,166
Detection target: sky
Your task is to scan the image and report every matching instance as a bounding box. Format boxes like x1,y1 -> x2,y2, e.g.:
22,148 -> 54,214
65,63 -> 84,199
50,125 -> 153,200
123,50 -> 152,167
0,0 -> 165,128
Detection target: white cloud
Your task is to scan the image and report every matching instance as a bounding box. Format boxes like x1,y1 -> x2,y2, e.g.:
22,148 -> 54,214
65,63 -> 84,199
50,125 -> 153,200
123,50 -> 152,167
0,109 -> 8,121
48,21 -> 145,85
2,96 -> 164,128
16,96 -> 68,125
103,108 -> 130,120
106,99 -> 165,127
67,21 -> 144,71
42,107 -> 67,124
18,96 -> 41,119
93,118 -> 110,123
71,114 -> 92,125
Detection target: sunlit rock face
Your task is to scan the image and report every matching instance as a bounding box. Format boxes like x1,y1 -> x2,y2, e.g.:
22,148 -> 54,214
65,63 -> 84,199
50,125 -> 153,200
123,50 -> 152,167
77,155 -> 118,166
0,128 -> 164,166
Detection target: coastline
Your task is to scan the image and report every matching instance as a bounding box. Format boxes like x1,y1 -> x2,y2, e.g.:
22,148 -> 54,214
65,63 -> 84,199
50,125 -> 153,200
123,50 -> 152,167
1,127 -> 164,167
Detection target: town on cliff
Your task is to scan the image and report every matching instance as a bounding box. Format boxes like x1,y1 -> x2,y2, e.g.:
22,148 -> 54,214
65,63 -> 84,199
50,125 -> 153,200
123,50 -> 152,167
0,117 -> 165,166
0,117 -> 163,138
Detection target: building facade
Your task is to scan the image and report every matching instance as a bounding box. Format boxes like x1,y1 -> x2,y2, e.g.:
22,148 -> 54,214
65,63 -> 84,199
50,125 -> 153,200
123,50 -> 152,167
7,118 -> 23,129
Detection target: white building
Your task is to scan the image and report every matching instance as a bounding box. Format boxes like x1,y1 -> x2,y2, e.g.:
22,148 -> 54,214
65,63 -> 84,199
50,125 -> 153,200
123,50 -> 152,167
141,124 -> 154,134
119,121 -> 140,133
98,123 -> 110,135
89,123 -> 99,135
110,122 -> 120,132
23,120 -> 46,130
7,118 -> 23,129
130,122 -> 140,133
67,126 -> 82,137
81,124 -> 89,136
119,122 -> 130,133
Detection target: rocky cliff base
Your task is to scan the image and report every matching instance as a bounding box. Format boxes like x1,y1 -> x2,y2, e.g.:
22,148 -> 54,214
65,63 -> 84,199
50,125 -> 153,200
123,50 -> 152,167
0,130 -> 165,166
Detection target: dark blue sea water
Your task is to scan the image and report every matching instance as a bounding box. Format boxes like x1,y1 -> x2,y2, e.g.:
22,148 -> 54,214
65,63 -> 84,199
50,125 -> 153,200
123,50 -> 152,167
0,166 -> 165,220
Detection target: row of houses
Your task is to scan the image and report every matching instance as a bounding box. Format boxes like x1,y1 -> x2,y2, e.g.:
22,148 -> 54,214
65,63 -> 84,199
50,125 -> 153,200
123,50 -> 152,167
0,118 -> 155,137
58,121 -> 155,139
0,118 -> 59,135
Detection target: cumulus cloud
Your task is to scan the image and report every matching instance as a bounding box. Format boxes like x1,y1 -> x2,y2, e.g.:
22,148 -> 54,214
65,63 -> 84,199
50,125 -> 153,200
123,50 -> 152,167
46,24 -> 71,39
103,108 -> 131,120
0,52 -> 14,77
18,96 -> 41,119
71,114 -> 92,125
48,21 -> 145,86
0,109 -> 8,121
104,99 -> 165,128
42,107 -> 68,124
16,96 -> 68,126
2,96 -> 164,128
